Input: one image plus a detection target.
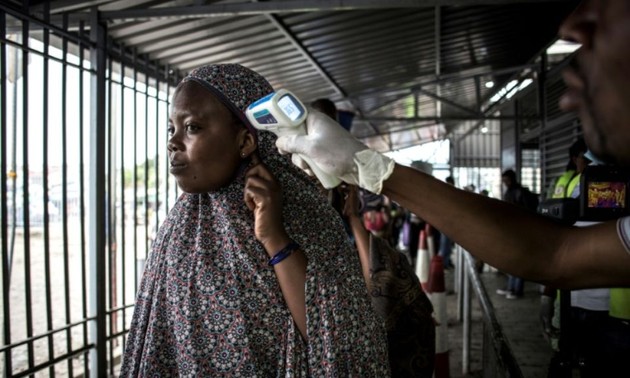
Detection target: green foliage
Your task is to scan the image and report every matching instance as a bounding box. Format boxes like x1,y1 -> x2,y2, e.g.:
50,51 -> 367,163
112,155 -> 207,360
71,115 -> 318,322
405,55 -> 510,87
122,157 -> 159,188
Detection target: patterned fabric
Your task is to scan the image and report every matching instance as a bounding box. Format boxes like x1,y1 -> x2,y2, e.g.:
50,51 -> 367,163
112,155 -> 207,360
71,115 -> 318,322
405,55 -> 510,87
120,64 -> 390,377
368,236 -> 435,377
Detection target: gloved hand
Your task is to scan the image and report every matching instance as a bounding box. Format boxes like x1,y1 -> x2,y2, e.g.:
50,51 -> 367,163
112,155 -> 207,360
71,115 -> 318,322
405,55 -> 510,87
276,110 -> 395,194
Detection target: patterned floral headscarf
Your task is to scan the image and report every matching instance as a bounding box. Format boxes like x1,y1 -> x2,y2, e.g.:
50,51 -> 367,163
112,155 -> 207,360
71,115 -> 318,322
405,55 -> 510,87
120,64 -> 390,376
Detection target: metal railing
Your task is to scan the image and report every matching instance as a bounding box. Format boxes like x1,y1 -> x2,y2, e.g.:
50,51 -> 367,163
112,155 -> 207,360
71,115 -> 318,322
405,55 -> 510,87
1,3 -> 178,377
453,244 -> 524,378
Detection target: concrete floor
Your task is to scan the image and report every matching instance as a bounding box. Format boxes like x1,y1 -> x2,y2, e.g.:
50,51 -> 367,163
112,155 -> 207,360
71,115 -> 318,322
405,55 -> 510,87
444,267 -> 554,378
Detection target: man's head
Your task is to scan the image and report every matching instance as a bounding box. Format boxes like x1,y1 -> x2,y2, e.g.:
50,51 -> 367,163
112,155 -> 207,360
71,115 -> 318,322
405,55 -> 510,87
559,0 -> 630,167
568,138 -> 590,173
502,169 -> 518,189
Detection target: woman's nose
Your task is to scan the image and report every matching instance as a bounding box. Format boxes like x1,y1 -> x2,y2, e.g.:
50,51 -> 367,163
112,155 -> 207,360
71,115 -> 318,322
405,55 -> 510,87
167,135 -> 181,152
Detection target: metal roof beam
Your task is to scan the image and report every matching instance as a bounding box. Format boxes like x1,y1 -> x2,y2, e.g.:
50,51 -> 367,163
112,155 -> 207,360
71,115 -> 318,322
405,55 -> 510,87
357,122 -> 442,139
99,0 -> 572,21
416,87 -> 482,117
359,115 -> 538,122
358,63 -> 537,102
264,13 -> 345,101
455,76 -> 531,143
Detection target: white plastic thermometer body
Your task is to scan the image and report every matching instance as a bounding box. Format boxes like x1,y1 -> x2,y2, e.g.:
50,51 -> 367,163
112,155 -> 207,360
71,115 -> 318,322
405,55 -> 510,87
246,89 -> 341,189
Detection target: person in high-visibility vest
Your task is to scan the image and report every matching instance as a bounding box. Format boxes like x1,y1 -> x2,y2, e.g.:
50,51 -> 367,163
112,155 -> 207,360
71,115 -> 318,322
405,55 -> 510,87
548,138 -> 588,200
541,139 -> 590,348
542,139 -> 619,377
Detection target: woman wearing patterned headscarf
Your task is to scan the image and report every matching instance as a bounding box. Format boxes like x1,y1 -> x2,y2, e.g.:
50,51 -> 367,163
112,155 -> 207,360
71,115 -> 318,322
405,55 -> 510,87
120,64 -> 390,376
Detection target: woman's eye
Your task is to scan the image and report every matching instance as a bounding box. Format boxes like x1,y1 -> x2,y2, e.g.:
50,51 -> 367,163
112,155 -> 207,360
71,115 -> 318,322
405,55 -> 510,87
167,125 -> 174,136
186,124 -> 199,133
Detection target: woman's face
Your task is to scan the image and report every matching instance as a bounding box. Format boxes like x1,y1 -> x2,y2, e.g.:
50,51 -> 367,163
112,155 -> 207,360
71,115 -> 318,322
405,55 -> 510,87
168,81 -> 252,193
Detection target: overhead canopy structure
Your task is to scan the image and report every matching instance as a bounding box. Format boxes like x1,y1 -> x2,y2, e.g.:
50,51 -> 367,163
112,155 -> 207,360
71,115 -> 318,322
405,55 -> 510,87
8,0 -> 577,151
0,3 -> 583,376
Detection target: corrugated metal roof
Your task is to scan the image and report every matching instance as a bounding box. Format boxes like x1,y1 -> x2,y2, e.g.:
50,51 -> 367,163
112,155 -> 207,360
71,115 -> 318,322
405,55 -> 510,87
19,0 -> 577,151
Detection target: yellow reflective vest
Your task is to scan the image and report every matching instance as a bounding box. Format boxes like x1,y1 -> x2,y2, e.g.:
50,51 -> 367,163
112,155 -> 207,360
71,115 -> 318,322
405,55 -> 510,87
551,170 -> 579,199
610,288 -> 630,320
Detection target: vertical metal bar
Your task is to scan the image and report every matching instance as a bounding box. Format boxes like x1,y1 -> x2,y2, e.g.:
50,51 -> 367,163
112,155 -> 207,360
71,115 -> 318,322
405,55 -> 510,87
0,9 -> 14,376
108,55 -> 119,375
457,245 -> 464,322
41,3 -> 56,375
475,76 -> 485,163
20,12 -> 36,376
61,12 -> 74,377
164,66 -> 170,212
144,65 -> 149,259
9,34 -> 18,284
107,56 -> 114,376
78,20 -> 90,376
89,7 -> 107,378
154,64 -> 160,237
133,50 -> 139,291
538,52 -> 548,193
462,250 -> 471,376
434,5 -> 441,118
119,56 -> 127,356
174,72 -> 180,201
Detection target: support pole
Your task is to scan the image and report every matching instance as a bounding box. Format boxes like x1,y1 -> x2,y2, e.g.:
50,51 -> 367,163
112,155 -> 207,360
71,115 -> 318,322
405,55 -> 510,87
89,7 -> 107,378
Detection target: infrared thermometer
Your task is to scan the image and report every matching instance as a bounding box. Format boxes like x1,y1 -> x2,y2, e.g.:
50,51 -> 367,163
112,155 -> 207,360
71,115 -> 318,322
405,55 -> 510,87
246,89 -> 341,189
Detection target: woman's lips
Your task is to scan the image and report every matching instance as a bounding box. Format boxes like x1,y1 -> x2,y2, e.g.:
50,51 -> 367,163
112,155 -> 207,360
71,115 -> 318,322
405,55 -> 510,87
170,162 -> 187,174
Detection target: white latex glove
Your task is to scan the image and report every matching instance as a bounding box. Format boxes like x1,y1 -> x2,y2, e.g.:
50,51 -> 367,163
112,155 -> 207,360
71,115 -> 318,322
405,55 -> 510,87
276,110 -> 395,194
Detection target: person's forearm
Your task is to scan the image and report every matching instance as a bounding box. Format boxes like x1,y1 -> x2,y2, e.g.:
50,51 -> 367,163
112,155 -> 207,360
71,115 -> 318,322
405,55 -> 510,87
264,238 -> 308,340
277,111 -> 630,288
382,164 -> 567,284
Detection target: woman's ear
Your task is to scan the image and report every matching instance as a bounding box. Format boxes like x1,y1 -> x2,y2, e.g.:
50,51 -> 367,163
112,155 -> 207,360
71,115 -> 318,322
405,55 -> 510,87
238,129 -> 257,159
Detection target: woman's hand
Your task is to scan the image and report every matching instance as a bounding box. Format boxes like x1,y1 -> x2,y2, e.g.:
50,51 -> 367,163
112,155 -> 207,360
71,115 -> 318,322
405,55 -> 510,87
244,154 -> 308,340
244,153 -> 291,255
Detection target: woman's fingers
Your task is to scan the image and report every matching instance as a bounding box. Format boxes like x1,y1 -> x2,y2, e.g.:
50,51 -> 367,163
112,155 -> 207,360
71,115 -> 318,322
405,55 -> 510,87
244,181 -> 267,211
246,153 -> 276,183
244,172 -> 273,209
243,156 -> 287,247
